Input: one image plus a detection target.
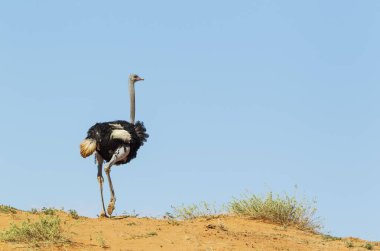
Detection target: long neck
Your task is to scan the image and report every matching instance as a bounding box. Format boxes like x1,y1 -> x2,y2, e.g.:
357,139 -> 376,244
129,80 -> 136,124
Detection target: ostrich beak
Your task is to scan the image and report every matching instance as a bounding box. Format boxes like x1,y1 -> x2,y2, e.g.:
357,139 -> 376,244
136,77 -> 144,81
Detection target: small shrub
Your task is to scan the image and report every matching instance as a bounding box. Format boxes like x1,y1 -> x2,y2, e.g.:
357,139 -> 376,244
171,202 -> 219,220
0,205 -> 17,214
228,192 -> 321,232
0,215 -> 69,246
364,243 -> 373,250
322,234 -> 342,241
164,212 -> 175,220
122,210 -> 139,218
345,241 -> 354,248
30,208 -> 38,214
68,209 -> 79,219
41,207 -> 57,215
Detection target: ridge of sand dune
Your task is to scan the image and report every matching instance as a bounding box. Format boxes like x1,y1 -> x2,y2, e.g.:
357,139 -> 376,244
0,210 -> 378,251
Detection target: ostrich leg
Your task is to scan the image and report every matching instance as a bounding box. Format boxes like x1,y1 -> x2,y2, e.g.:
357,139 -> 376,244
104,146 -> 130,216
95,152 -> 107,217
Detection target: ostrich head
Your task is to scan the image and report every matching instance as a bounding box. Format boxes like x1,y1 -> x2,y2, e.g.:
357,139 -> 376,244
129,74 -> 144,83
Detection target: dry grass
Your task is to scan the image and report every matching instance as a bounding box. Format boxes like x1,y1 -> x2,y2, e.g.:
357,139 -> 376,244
29,207 -> 59,215
68,209 -> 80,219
171,192 -> 321,232
364,243 -> 374,250
171,202 -> 219,220
228,192 -> 321,232
0,215 -> 70,247
0,205 -> 17,214
41,207 -> 58,215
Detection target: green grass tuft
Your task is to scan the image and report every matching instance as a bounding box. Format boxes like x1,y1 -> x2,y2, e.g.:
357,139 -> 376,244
171,201 -> 219,220
364,243 -> 373,250
0,205 -> 17,214
30,208 -> 38,214
68,209 -> 79,219
322,234 -> 342,241
122,210 -> 139,218
228,192 -> 321,232
345,241 -> 354,248
0,215 -> 69,246
41,207 -> 57,215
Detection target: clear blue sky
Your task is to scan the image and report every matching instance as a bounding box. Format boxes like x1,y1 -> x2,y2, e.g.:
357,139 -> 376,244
1,0 -> 379,241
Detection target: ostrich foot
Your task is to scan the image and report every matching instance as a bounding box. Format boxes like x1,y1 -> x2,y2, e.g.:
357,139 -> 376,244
107,199 -> 115,216
99,212 -> 108,218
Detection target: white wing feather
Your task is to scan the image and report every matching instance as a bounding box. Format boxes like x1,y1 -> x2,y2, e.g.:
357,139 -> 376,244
110,129 -> 132,142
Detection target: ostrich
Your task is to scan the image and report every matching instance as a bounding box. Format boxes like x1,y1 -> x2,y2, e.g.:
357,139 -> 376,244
80,74 -> 148,217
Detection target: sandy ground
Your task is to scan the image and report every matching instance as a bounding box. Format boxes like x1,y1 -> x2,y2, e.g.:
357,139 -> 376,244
0,210 -> 378,251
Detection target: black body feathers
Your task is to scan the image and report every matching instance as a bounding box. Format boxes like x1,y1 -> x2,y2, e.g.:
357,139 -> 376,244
85,120 -> 148,165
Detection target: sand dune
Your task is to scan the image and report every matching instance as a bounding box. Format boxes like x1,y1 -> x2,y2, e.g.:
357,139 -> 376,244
0,209 -> 378,251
